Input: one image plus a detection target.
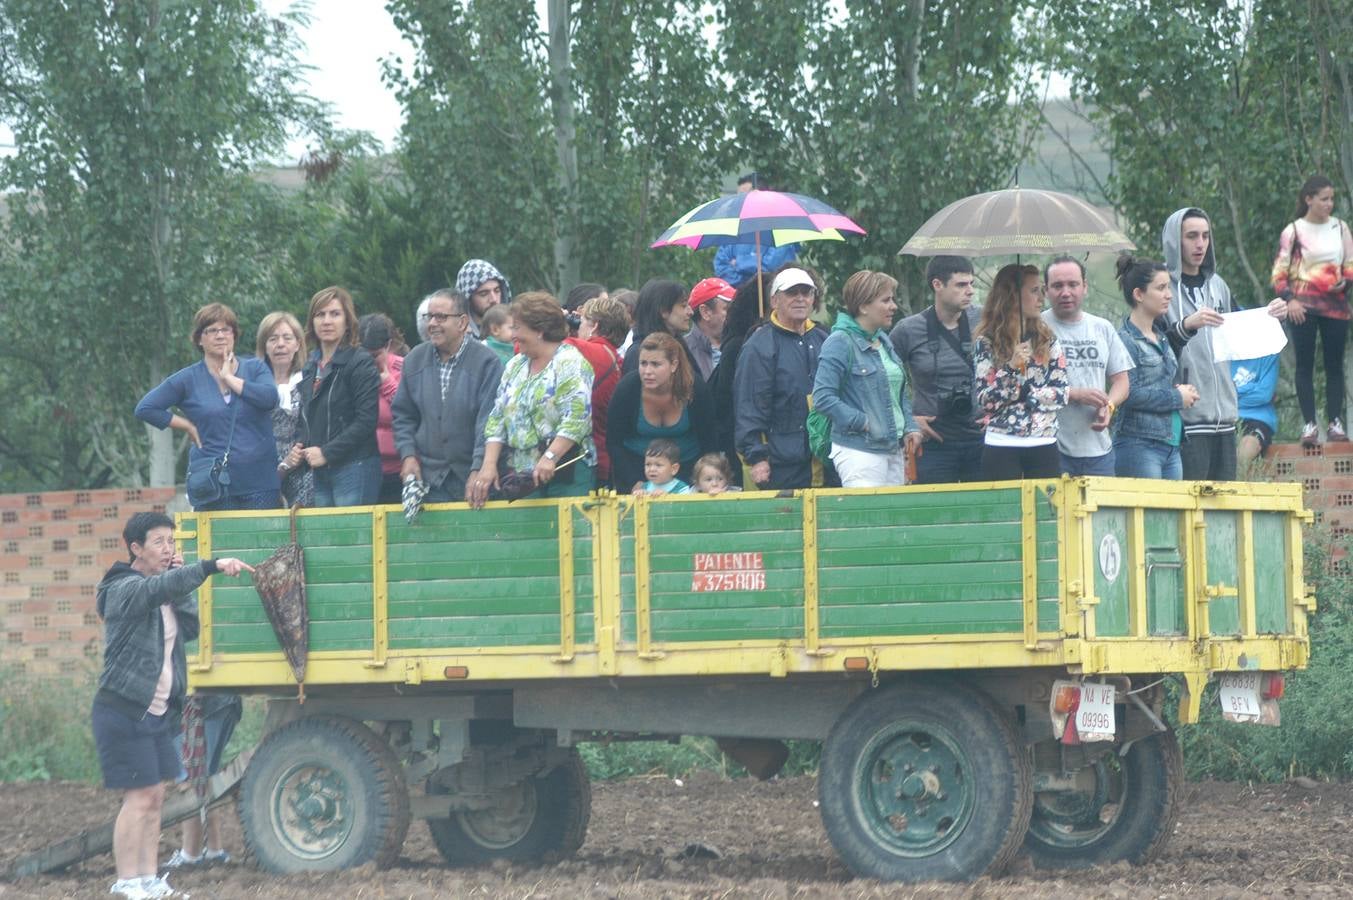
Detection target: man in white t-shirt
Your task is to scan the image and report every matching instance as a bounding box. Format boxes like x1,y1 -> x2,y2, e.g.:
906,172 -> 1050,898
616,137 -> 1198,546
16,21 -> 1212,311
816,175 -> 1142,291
1041,256 -> 1133,476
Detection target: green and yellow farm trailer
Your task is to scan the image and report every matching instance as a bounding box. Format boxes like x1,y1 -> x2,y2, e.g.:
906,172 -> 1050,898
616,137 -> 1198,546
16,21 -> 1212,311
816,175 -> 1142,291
180,476 -> 1311,882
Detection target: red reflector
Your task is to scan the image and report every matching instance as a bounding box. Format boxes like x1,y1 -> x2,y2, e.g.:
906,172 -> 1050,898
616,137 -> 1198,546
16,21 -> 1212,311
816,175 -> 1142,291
1053,684 -> 1080,715
444,666 -> 469,679
1262,672 -> 1285,700
844,657 -> 871,671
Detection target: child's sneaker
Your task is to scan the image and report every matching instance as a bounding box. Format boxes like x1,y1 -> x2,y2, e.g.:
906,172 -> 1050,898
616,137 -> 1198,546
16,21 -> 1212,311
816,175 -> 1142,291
162,849 -> 203,869
1301,421 -> 1320,447
1329,418 -> 1349,442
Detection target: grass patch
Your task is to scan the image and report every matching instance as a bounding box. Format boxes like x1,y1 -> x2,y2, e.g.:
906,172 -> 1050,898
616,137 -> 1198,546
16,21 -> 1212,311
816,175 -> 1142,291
0,660 -> 101,783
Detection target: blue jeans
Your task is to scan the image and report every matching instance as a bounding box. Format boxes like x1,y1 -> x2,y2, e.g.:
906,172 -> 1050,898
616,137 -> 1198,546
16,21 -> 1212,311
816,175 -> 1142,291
196,490 -> 279,512
914,436 -> 984,484
1114,436 -> 1182,480
1060,451 -> 1116,476
313,455 -> 382,507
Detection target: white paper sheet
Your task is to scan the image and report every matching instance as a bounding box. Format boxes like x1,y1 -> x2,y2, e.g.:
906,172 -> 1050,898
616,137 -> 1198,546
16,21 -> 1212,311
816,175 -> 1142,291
1209,308 -> 1288,362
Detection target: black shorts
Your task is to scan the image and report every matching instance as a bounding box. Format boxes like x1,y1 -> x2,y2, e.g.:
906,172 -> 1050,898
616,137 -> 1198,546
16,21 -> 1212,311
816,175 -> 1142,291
1240,419 -> 1274,455
92,699 -> 179,790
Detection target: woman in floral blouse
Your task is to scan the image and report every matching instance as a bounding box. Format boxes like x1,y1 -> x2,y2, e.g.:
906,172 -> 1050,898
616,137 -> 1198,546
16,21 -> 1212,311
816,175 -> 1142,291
973,263 -> 1068,480
467,292 -> 595,507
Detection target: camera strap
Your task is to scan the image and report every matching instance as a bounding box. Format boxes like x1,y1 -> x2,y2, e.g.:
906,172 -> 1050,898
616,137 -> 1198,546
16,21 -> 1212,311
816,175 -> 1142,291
925,306 -> 975,376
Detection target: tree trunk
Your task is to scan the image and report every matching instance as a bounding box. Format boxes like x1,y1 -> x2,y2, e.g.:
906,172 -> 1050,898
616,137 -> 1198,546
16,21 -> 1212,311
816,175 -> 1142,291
547,0 -> 581,297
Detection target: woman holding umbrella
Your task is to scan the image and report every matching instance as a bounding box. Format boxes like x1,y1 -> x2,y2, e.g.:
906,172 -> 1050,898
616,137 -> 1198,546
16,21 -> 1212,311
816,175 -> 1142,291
468,292 -> 596,507
973,264 -> 1068,480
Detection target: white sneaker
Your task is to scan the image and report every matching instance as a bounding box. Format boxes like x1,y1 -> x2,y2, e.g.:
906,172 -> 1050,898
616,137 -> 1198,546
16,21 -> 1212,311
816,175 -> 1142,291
162,849 -> 203,869
142,875 -> 189,899
109,878 -> 153,900
202,848 -> 231,865
1302,421 -> 1320,447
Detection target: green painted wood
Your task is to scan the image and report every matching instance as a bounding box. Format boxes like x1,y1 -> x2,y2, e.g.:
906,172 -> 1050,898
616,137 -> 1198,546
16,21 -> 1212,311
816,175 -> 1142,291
1092,509 -> 1131,637
213,619 -> 371,653
387,539 -> 561,565
1252,512 -> 1289,634
651,606 -> 803,639
386,577 -> 559,604
1204,511 -> 1241,636
388,614 -> 560,648
1144,510 -> 1186,636
822,600 -> 1025,630
389,593 -> 562,617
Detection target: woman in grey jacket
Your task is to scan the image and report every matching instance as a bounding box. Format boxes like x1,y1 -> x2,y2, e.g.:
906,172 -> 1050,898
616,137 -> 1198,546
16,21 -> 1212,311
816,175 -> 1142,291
812,270 -> 922,487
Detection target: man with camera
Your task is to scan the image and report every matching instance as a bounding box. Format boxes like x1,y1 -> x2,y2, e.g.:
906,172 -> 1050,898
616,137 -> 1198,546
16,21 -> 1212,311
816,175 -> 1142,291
890,256 -> 985,483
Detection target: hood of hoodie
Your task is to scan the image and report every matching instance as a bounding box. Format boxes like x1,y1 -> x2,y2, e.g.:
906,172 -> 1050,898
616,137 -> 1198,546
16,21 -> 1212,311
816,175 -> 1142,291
455,259 -> 513,306
1162,207 -> 1217,282
96,561 -> 139,619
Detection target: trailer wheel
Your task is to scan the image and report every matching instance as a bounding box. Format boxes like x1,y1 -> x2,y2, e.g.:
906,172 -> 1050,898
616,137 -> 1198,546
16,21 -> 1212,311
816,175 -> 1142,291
427,748 -> 590,866
1024,729 -> 1182,868
818,680 -> 1033,882
240,716 -> 410,873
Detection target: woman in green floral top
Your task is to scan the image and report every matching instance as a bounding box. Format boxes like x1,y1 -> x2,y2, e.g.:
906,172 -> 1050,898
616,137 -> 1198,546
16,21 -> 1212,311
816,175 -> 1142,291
468,292 -> 596,507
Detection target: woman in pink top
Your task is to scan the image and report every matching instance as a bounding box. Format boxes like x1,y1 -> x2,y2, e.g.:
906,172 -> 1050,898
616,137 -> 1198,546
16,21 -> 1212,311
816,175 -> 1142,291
361,314 -> 406,503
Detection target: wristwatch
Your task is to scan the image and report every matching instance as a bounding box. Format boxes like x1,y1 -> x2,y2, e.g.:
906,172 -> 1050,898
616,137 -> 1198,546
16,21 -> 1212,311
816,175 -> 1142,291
543,449 -> 558,461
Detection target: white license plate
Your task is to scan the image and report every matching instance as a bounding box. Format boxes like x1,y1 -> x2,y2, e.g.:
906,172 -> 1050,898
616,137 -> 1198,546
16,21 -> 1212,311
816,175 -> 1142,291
1075,682 -> 1116,741
1218,672 -> 1262,722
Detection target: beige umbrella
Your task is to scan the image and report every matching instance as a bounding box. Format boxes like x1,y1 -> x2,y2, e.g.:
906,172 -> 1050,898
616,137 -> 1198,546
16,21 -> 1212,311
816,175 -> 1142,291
899,187 -> 1134,257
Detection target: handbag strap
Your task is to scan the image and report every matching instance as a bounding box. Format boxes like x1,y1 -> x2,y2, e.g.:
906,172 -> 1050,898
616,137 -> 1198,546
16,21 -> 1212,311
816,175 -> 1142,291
220,395 -> 243,466
288,502 -> 299,544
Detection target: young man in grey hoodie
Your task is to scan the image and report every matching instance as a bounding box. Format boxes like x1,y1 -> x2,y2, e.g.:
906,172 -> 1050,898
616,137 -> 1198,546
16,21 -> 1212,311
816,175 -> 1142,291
1161,207 -> 1286,480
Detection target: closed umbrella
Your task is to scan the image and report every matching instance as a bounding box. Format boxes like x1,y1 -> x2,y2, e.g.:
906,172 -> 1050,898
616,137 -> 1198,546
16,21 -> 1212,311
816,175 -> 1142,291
899,187 -> 1133,257
652,189 -> 866,315
252,504 -> 309,700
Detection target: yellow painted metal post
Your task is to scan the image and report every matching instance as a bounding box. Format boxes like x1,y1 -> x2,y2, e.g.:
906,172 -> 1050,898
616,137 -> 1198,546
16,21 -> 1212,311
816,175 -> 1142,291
1188,508 -> 1209,641
594,496 -> 621,675
803,493 -> 822,655
194,515 -> 213,670
368,509 -> 389,668
635,498 -> 662,659
1129,507 -> 1147,637
1020,483 -> 1039,648
1239,510 -> 1256,637
555,504 -> 576,662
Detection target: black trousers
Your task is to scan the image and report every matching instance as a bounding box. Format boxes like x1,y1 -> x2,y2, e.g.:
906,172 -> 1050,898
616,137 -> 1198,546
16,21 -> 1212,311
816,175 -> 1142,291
1180,431 -> 1237,481
981,443 -> 1060,481
1290,314 -> 1349,423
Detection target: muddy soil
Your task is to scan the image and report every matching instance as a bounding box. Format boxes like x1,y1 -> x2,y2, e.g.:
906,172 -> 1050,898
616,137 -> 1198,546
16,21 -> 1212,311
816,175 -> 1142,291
1,772 -> 1350,899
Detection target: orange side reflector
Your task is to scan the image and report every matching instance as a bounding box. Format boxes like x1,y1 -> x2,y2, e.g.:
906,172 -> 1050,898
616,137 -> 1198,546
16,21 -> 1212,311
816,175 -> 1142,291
843,657 -> 871,671
1053,684 -> 1080,714
444,666 -> 469,679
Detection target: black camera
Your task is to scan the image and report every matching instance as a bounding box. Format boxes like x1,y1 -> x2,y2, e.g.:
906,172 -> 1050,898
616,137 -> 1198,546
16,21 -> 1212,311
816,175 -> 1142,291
937,386 -> 973,418
565,311 -> 583,331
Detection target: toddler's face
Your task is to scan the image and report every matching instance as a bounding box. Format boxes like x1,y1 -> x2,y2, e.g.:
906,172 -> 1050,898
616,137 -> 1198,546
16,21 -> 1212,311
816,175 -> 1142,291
645,454 -> 680,484
696,468 -> 728,494
489,319 -> 513,342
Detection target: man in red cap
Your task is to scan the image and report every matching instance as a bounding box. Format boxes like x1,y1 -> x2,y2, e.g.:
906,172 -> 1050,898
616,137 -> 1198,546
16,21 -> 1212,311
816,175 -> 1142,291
684,277 -> 735,381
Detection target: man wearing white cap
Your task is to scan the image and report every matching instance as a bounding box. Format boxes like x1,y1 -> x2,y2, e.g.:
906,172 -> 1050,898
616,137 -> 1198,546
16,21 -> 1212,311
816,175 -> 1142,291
684,277 -> 735,381
733,266 -> 829,489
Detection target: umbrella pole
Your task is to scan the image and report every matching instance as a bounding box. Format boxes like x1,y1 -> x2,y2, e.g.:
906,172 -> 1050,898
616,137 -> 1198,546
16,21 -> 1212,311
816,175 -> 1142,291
755,231 -> 764,318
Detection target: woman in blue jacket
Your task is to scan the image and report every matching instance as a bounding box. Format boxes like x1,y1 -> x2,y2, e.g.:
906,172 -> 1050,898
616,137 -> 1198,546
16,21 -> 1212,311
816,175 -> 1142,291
135,303 -> 279,510
1114,256 -> 1200,479
812,270 -> 922,487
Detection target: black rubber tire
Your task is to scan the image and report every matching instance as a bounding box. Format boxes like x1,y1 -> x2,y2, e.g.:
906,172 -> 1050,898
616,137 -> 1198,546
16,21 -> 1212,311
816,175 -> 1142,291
1024,729 -> 1183,868
239,716 -> 411,873
427,748 -> 591,866
818,680 -> 1033,882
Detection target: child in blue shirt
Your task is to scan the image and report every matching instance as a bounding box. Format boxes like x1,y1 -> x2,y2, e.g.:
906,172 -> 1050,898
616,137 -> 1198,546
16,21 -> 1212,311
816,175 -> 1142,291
634,439 -> 692,495
1231,354 -> 1279,464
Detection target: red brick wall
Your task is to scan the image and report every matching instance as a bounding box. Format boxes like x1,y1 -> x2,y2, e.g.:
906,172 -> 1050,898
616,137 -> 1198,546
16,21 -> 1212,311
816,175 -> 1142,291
0,488 -> 178,677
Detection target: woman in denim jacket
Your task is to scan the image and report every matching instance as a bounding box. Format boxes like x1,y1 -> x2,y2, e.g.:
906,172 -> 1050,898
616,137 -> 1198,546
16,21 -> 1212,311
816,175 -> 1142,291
812,271 -> 922,487
1114,255 -> 1200,479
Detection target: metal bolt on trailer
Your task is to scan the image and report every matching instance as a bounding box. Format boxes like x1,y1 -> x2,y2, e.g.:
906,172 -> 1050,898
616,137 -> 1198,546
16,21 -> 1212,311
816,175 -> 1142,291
173,476 -> 1310,883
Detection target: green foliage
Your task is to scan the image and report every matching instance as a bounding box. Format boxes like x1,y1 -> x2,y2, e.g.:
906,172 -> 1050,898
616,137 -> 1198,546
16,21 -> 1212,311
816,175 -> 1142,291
1048,0 -> 1351,308
1177,528 -> 1353,781
0,662 -> 101,783
0,0 -> 325,491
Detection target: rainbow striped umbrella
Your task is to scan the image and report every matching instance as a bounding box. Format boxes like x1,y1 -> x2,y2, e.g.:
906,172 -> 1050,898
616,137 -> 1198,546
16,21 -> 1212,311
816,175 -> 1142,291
651,189 -> 865,250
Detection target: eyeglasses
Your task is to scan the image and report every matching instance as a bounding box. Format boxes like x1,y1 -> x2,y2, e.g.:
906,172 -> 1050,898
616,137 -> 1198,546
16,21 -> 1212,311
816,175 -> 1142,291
202,326 -> 234,337
426,312 -> 467,324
